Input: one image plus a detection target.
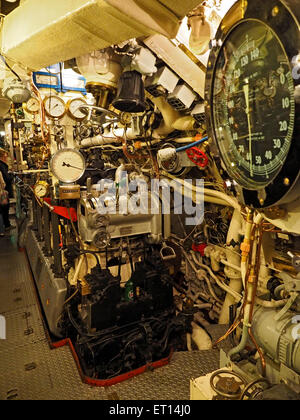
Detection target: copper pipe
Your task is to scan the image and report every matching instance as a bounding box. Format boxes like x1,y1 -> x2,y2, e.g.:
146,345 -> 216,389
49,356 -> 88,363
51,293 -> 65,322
247,223 -> 267,377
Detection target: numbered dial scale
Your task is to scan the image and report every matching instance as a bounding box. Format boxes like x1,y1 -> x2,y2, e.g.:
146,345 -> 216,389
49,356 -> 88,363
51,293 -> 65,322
43,95 -> 66,119
205,0 -> 300,208
50,149 -> 86,183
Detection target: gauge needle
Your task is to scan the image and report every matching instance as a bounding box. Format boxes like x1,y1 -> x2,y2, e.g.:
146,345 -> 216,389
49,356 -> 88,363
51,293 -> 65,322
243,82 -> 253,178
62,162 -> 83,170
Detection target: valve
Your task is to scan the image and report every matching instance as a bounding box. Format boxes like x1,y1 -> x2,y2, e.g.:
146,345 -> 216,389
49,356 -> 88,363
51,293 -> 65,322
186,147 -> 209,168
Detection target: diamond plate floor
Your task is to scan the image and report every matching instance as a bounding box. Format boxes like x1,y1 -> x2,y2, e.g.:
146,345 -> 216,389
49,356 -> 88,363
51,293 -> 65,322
0,231 -> 226,400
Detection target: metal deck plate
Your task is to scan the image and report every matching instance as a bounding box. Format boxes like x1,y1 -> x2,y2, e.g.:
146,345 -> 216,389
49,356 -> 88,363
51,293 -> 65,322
107,350 -> 221,400
0,233 -> 225,400
0,305 -> 46,350
0,238 -> 37,314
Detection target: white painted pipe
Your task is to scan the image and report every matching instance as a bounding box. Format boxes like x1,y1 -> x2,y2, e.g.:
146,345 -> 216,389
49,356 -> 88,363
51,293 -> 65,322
219,209 -> 243,324
70,255 -> 85,286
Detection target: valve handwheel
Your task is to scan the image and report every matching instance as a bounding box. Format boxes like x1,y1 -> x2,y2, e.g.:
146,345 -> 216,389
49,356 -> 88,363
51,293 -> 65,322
186,147 -> 209,168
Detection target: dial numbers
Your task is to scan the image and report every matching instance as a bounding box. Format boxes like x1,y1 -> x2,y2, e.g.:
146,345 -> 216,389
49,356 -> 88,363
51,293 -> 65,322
212,20 -> 295,190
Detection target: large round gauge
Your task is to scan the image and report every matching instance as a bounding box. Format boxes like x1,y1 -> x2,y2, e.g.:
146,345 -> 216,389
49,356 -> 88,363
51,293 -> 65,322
66,97 -> 87,121
50,149 -> 85,183
205,0 -> 300,208
43,95 -> 66,119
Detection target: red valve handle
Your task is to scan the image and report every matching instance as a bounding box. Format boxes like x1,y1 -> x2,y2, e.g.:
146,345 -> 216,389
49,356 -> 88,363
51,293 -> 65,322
186,147 -> 209,168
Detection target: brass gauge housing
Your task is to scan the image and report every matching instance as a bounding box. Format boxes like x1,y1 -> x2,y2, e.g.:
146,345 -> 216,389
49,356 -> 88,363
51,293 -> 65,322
34,181 -> 49,198
66,97 -> 88,121
23,97 -> 40,114
43,95 -> 66,119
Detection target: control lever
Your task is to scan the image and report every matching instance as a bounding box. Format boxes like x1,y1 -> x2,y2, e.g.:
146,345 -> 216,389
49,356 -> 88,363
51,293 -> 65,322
79,105 -> 120,125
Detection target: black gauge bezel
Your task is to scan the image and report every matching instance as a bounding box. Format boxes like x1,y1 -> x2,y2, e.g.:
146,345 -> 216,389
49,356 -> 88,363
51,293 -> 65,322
205,0 -> 300,208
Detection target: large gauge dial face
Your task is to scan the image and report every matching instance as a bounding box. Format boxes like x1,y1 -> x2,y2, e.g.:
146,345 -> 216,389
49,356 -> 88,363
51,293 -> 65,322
212,19 -> 296,190
50,149 -> 85,183
43,96 -> 66,119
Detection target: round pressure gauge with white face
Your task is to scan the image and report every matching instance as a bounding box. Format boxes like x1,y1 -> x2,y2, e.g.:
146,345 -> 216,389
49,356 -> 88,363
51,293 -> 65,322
33,181 -> 49,198
66,98 -> 87,121
50,148 -> 86,183
24,97 -> 40,114
43,95 -> 66,119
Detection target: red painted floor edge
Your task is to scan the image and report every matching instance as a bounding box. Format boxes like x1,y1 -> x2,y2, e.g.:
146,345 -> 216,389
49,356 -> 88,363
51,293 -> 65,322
20,246 -> 173,388
52,338 -> 173,387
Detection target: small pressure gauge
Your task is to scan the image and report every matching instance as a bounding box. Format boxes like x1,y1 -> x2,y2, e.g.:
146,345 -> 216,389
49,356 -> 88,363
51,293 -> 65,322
34,181 -> 49,198
24,97 -> 40,114
50,148 -> 86,183
66,98 -> 87,121
43,95 -> 66,119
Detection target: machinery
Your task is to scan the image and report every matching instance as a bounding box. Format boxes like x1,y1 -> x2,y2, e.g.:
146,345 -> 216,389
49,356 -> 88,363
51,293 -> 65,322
1,0 -> 300,399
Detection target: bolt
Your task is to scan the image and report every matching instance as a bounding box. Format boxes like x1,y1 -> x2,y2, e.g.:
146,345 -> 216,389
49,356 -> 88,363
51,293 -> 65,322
272,6 -> 279,16
284,178 -> 290,186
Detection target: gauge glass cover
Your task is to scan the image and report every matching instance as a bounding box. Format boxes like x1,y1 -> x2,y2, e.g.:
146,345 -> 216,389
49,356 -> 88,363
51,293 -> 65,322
34,182 -> 48,198
44,96 -> 66,119
212,20 -> 295,190
50,149 -> 85,183
26,97 -> 40,113
67,98 -> 87,120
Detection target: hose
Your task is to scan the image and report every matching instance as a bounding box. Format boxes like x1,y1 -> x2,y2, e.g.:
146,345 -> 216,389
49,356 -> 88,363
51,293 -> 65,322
190,252 -> 242,302
162,172 -> 241,210
220,258 -> 242,272
255,297 -> 289,308
175,136 -> 208,153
